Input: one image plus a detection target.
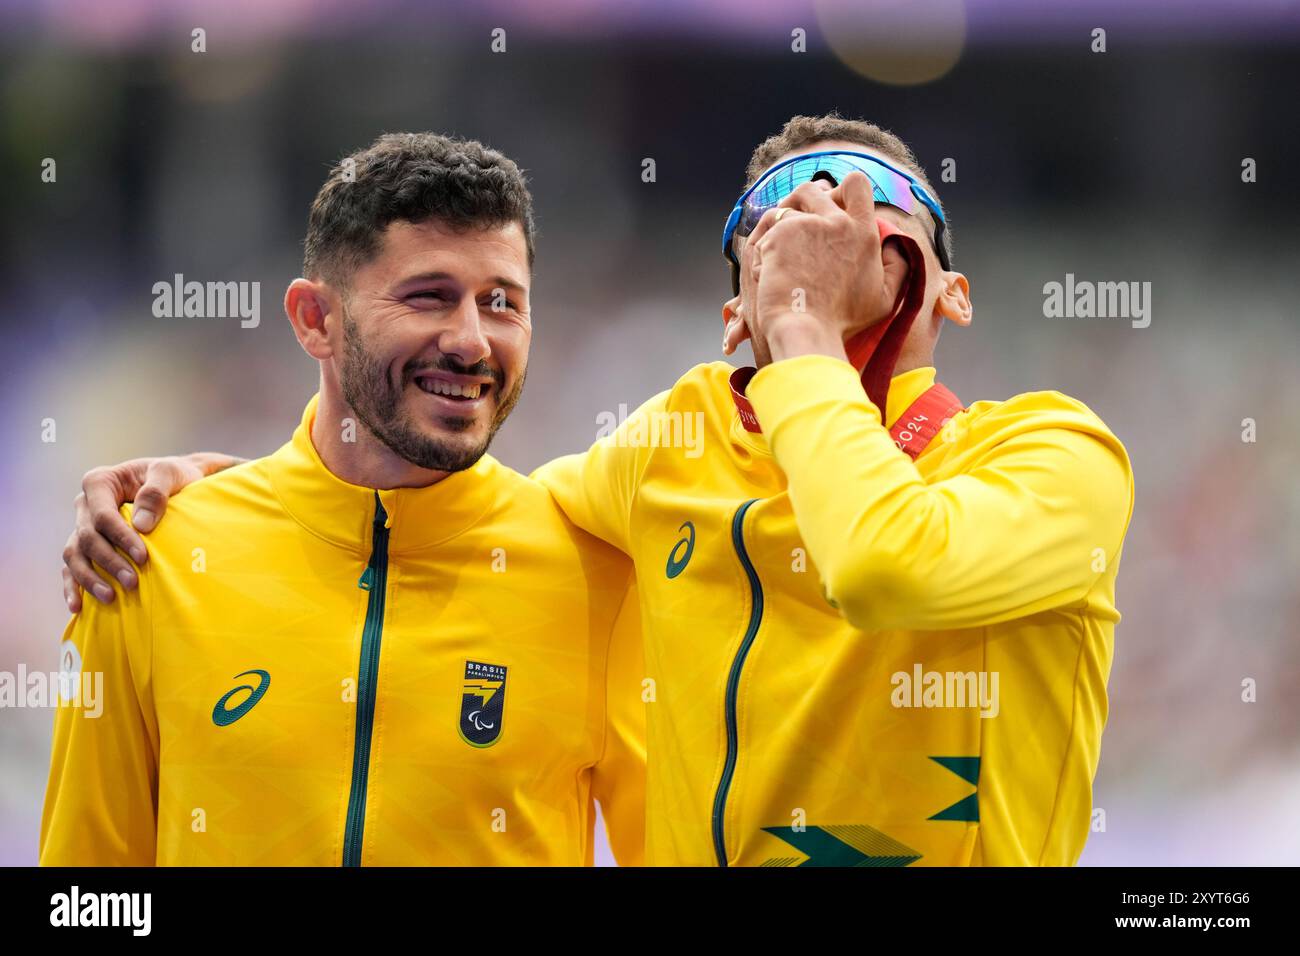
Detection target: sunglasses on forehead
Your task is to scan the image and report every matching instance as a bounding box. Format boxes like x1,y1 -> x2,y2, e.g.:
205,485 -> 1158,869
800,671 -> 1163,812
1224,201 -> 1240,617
721,150 -> 950,295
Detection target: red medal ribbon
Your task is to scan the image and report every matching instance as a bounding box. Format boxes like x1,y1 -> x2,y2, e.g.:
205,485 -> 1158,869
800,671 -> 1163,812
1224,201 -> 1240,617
846,218 -> 928,414
889,382 -> 965,459
731,368 -> 963,460
729,366 -> 761,433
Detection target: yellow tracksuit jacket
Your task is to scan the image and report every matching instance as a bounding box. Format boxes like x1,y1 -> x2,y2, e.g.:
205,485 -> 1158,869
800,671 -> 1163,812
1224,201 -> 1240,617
533,355 -> 1134,866
41,395 -> 645,866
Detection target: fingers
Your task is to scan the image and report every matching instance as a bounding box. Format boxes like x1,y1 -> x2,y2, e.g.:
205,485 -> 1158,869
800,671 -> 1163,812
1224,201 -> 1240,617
784,177 -> 839,215
747,178 -> 837,248
751,181 -> 851,255
746,205 -> 801,250
63,528 -> 117,606
62,451 -> 217,610
74,491 -> 139,590
191,451 -> 245,477
61,565 -> 82,614
82,473 -> 148,564
745,207 -> 782,249
834,170 -> 877,221
133,459 -> 188,533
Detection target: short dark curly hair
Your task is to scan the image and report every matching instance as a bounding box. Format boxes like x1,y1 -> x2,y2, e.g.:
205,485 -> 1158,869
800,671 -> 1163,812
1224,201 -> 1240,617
303,132 -> 536,287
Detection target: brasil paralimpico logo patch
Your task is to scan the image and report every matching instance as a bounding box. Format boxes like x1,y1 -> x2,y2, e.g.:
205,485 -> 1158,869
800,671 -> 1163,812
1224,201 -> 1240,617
459,661 -> 507,748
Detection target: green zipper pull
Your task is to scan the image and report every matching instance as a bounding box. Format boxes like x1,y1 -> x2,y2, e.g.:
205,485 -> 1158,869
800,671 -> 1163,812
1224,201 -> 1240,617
358,495 -> 388,591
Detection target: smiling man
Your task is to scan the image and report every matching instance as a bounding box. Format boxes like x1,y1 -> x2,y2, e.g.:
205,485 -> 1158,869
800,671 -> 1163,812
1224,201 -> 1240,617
40,133 -> 643,866
60,114 -> 1134,868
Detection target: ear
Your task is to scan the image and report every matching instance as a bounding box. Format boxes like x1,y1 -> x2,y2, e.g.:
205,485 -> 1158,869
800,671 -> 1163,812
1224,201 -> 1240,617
722,296 -> 751,356
285,278 -> 338,360
934,270 -> 972,328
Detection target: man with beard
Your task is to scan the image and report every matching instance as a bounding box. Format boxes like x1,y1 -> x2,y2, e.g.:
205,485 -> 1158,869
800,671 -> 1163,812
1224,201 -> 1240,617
60,115 -> 1133,868
40,133 -> 644,866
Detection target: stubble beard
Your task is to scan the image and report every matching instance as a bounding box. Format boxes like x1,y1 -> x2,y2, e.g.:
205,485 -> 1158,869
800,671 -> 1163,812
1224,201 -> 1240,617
339,308 -> 526,473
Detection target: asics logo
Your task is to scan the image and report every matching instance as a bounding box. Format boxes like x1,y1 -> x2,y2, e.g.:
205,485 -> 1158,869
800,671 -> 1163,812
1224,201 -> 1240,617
212,669 -> 271,727
665,521 -> 695,579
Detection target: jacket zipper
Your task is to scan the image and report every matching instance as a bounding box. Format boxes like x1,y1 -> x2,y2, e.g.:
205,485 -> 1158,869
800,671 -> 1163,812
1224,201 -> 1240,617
711,498 -> 764,867
342,492 -> 390,867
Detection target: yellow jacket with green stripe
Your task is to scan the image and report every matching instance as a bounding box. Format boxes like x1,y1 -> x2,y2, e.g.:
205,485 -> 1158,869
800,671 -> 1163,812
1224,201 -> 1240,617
533,355 -> 1134,866
40,395 -> 645,867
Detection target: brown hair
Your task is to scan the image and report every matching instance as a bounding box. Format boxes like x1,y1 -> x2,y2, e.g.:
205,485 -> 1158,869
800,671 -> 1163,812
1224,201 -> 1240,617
303,132 -> 536,287
746,113 -> 951,267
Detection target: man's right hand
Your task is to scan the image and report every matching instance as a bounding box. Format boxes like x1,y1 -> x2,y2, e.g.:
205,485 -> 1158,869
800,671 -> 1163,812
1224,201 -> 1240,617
743,172 -> 907,363
61,453 -> 243,612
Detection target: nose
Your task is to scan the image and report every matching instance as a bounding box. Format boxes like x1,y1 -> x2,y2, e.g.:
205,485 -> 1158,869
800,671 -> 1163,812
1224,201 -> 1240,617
437,297 -> 492,367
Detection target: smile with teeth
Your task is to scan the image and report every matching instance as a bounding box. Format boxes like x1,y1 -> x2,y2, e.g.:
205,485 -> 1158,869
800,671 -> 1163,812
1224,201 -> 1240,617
417,378 -> 483,399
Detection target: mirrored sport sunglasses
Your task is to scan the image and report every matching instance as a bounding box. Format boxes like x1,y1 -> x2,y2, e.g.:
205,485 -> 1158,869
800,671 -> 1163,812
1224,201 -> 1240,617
722,150 -> 949,295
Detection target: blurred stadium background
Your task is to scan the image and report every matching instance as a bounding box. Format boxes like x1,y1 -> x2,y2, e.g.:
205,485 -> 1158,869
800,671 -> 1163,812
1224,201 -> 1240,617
2,0 -> 1298,866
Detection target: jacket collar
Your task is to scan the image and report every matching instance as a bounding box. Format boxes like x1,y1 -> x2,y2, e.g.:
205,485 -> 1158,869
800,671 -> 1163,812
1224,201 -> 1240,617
264,394 -> 499,554
728,363 -> 939,454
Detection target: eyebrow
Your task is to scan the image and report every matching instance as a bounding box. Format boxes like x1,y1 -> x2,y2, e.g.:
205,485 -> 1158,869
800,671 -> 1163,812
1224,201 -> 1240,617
398,271 -> 527,294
